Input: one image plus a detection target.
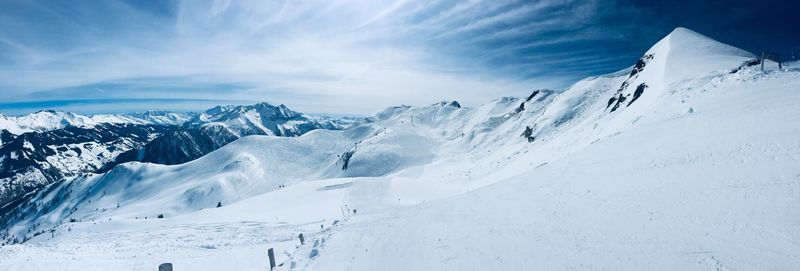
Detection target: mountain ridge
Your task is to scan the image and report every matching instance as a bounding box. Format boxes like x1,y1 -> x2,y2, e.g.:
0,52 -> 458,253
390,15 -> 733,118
108,102 -> 359,166
0,102 -> 358,219
0,110 -> 194,136
1,27 -> 798,270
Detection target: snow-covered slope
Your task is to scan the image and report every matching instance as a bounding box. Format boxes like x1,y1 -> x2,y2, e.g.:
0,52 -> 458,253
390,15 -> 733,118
0,111 -> 97,135
0,110 -> 192,136
0,124 -> 175,215
0,103 -> 353,220
110,102 -> 359,166
606,27 -> 754,113
0,111 -> 193,217
185,102 -> 356,138
90,111 -> 194,127
1,27 -> 798,270
314,70 -> 800,270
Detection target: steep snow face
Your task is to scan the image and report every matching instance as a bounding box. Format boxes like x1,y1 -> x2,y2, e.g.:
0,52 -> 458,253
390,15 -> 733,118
607,27 -> 755,113
656,27 -> 754,83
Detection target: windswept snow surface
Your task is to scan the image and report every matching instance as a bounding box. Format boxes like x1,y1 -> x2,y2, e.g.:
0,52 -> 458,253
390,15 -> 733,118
1,28 -> 799,270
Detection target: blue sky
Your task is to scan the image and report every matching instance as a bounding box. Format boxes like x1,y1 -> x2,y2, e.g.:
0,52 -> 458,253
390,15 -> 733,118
0,0 -> 797,115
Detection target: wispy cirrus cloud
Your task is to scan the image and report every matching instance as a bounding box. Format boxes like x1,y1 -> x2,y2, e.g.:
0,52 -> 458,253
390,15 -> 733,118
4,0 -> 789,115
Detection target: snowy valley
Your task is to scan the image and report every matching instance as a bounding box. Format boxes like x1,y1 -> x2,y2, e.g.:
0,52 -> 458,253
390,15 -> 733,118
0,27 -> 798,270
0,104 -> 354,219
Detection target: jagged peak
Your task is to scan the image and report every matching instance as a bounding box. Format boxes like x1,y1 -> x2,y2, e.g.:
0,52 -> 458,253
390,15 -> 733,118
254,101 -> 275,107
434,101 -> 461,108
191,102 -> 304,127
131,110 -> 176,116
32,109 -> 65,115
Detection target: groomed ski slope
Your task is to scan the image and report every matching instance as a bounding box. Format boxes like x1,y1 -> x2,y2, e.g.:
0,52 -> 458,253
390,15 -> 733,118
1,27 -> 798,270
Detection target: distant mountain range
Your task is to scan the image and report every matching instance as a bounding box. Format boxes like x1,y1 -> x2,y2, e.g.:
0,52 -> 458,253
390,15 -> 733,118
1,28 -> 798,270
0,110 -> 192,137
0,103 -> 359,216
0,123 -> 174,215
109,102 -> 359,166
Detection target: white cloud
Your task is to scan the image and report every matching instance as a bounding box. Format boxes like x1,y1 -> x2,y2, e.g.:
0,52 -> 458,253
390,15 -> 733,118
0,0 -> 612,114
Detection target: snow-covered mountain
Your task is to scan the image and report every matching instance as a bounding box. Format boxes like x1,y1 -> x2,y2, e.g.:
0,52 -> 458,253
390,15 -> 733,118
0,111 -> 98,135
0,110 -> 194,215
109,102 -> 359,166
185,102 -> 358,138
2,27 -> 798,270
606,27 -> 754,112
0,104 -> 355,219
91,111 -> 195,127
0,110 -> 193,136
0,124 -> 175,215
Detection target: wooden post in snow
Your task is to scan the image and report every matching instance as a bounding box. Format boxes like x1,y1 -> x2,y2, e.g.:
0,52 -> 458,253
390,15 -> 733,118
268,248 -> 276,270
158,263 -> 173,271
298,233 -> 305,245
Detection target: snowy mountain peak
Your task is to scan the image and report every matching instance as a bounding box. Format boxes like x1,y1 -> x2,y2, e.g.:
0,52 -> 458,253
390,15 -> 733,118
193,102 -> 300,125
185,102 -> 311,138
435,101 -> 461,108
0,110 -> 193,135
0,110 -> 96,134
649,27 -> 754,80
368,101 -> 467,123
4,26 -> 799,270
105,102 -> 358,166
606,27 -> 755,113
658,27 -> 752,55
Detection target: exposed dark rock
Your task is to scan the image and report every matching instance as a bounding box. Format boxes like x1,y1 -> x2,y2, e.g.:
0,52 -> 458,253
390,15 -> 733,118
521,126 -> 535,142
525,90 -> 541,102
513,102 -> 525,115
339,150 -> 355,170
610,95 -> 627,112
606,97 -> 617,109
617,81 -> 630,93
607,52 -> 653,113
627,83 -> 648,106
629,54 -> 654,77
438,101 -> 461,108
108,127 -> 237,167
730,58 -> 761,74
0,124 -> 173,214
0,130 -> 15,147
